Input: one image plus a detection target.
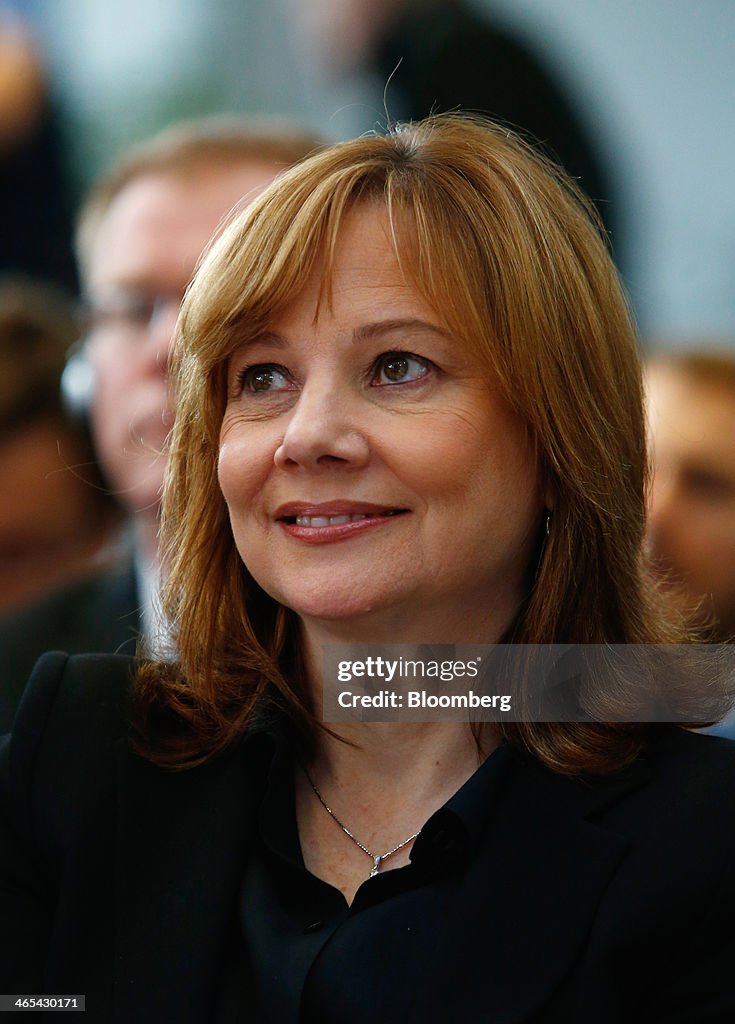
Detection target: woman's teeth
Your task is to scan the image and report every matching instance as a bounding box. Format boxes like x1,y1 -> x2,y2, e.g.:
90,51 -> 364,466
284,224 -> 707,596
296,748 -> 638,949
295,514 -> 369,527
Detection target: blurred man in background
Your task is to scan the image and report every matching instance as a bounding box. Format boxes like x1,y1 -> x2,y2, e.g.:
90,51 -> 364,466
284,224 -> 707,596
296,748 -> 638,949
0,117 -> 320,730
646,350 -> 735,643
0,277 -> 120,615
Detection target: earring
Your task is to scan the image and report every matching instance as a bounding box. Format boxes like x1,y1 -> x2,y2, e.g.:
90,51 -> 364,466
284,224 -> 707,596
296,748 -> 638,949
545,509 -> 552,536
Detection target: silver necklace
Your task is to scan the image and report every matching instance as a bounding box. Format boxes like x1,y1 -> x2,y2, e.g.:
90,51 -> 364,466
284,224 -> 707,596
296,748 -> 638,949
301,766 -> 421,878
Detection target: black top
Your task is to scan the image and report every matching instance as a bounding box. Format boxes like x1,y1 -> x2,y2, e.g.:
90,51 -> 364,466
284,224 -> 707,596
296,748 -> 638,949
243,716 -> 511,1021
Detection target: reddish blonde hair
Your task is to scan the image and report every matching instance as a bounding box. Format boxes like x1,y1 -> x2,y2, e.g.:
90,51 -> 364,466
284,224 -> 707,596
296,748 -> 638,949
135,115 -> 727,773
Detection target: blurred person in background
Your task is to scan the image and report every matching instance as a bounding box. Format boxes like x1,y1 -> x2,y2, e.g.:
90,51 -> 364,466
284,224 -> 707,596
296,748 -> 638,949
645,349 -> 735,738
0,118 -> 321,731
291,0 -> 618,253
0,276 -> 120,616
646,350 -> 735,644
0,5 -> 77,291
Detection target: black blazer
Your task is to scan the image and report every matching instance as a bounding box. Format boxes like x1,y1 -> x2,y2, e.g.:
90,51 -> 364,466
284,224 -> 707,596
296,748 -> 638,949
2,652 -> 735,1023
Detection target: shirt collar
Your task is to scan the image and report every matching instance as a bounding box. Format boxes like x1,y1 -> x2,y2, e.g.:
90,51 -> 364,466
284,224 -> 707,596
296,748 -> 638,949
243,701 -> 514,878
409,743 -> 512,872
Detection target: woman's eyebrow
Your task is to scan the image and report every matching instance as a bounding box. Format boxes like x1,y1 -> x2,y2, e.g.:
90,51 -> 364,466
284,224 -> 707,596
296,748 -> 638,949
234,330 -> 288,353
352,318 -> 452,345
232,320 -> 451,356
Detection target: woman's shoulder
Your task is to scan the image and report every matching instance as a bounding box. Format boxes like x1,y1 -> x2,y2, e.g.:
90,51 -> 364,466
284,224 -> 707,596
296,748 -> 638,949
640,725 -> 735,800
3,652 -> 136,839
586,727 -> 735,820
581,728 -> 735,876
12,650 -> 135,746
512,726 -> 735,864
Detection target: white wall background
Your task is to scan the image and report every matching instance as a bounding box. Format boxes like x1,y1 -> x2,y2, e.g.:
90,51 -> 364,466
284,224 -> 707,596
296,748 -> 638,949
477,0 -> 735,342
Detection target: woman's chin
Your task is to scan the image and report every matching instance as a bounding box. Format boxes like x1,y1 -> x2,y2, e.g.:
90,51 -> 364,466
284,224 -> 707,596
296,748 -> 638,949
259,572 -> 391,626
280,589 -> 404,635
291,596 -> 379,626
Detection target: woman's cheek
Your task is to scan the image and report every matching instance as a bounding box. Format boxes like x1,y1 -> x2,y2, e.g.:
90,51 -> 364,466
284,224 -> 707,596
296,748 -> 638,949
218,426 -> 279,521
217,438 -> 256,511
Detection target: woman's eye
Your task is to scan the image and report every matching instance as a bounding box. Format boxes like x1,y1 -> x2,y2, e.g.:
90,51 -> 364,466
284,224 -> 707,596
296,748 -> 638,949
372,352 -> 430,386
238,364 -> 291,393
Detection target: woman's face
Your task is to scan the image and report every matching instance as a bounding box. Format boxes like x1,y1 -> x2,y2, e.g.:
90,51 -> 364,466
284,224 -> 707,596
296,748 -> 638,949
218,204 -> 544,642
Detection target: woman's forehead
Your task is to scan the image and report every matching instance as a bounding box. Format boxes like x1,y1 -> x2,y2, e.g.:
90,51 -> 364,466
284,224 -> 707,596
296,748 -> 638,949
214,196 -> 499,379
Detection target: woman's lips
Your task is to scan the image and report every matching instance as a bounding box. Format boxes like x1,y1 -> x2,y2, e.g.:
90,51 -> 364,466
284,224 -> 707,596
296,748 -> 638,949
274,503 -> 409,544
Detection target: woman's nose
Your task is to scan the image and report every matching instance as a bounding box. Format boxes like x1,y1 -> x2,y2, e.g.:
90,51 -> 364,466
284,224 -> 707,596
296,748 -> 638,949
273,382 -> 370,470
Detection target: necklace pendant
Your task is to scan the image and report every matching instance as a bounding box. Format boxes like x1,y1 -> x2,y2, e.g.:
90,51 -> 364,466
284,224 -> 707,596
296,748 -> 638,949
370,855 -> 382,877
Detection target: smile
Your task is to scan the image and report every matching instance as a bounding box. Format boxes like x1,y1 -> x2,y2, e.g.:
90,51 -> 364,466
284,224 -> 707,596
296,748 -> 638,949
293,510 -> 404,527
274,504 -> 409,544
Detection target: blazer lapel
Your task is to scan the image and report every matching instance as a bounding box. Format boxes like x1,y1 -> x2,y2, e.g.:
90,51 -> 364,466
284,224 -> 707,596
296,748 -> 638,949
113,739 -> 266,1023
416,753 -> 651,1024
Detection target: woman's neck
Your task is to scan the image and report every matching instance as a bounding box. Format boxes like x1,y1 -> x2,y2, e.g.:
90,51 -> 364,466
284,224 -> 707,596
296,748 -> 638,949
309,717 -> 495,799
293,611 -> 503,901
296,718 -> 498,905
297,612 -> 501,789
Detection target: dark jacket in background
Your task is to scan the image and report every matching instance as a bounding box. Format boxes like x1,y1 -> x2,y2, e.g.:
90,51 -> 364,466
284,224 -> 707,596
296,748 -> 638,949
373,0 -> 619,258
0,102 -> 78,294
0,561 -> 139,732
